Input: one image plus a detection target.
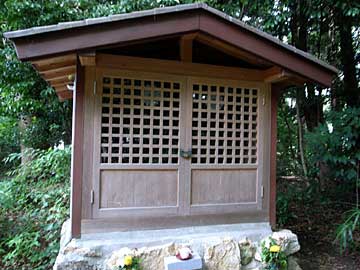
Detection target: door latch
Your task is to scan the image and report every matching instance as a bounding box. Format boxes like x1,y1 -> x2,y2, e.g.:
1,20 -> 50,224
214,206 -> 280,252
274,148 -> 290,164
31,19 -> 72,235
180,149 -> 192,159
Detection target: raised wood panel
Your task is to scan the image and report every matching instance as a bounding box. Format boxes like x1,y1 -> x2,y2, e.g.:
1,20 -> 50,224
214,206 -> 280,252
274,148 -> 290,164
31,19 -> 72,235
191,169 -> 257,205
99,169 -> 179,208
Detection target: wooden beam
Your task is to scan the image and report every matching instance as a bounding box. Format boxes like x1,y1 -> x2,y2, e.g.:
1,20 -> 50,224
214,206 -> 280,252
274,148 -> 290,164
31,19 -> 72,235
196,33 -> 270,67
79,52 -> 96,66
180,33 -> 196,62
57,90 -> 73,101
41,66 -> 76,80
51,83 -> 68,89
264,67 -> 290,83
33,59 -> 76,72
46,74 -> 74,82
32,54 -> 76,67
54,85 -> 69,92
97,53 -> 265,82
46,76 -> 71,85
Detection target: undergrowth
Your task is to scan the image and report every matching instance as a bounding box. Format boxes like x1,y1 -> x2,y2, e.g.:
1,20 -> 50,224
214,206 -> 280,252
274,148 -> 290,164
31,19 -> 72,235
0,147 -> 71,270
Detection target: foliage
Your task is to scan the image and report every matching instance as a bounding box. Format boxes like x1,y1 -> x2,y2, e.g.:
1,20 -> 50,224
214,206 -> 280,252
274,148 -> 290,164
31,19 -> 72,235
0,116 -> 20,175
261,237 -> 288,270
276,188 -> 298,227
307,107 -> 360,188
335,208 -> 360,254
276,93 -> 301,176
118,255 -> 142,270
0,147 -> 71,270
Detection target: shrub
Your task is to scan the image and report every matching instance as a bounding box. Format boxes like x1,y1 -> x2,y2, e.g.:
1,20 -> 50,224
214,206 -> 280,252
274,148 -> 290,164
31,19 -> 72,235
307,107 -> 360,252
0,147 -> 71,270
306,107 -> 360,191
335,208 -> 360,254
0,117 -> 20,175
261,237 -> 288,270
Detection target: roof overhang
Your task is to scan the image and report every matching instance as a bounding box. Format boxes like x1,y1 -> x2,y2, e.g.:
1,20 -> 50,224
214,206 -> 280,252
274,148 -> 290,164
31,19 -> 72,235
4,3 -> 338,100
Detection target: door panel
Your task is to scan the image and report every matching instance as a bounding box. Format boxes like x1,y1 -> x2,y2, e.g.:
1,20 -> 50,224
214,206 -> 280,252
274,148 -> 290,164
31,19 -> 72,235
100,169 -> 178,208
191,169 -> 257,205
188,77 -> 264,212
92,69 -> 186,218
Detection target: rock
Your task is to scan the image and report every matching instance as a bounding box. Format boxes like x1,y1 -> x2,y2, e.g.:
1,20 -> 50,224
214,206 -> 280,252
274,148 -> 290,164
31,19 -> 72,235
136,243 -> 177,270
239,239 -> 256,266
272,230 -> 300,256
60,219 -> 71,251
287,256 -> 302,270
203,238 -> 241,270
106,244 -> 177,270
241,259 -> 262,270
63,242 -> 102,258
106,247 -> 136,270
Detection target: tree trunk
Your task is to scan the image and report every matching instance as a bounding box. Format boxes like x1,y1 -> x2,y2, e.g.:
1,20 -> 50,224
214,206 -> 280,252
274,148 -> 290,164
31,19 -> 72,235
296,89 -> 308,177
337,13 -> 359,107
19,115 -> 32,164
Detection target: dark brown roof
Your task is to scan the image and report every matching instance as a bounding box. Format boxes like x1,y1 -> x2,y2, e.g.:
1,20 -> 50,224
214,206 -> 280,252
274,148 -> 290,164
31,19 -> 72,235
4,3 -> 337,73
4,3 -> 338,99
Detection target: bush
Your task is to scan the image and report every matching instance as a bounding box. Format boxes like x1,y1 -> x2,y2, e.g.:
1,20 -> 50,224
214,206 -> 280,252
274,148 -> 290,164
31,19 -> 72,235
307,107 -> 360,252
0,117 -> 20,175
306,107 -> 360,190
336,208 -> 360,254
0,147 -> 71,270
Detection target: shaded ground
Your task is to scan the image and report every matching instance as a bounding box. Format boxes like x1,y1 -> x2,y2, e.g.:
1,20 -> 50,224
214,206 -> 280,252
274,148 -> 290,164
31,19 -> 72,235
278,178 -> 360,270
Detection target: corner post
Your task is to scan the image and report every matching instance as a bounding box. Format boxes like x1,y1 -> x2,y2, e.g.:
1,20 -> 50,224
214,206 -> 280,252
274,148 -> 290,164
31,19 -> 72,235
70,57 -> 85,238
269,85 -> 280,228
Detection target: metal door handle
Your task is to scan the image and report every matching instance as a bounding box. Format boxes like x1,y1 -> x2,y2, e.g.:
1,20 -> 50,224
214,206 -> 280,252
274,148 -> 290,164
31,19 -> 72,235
180,149 -> 192,159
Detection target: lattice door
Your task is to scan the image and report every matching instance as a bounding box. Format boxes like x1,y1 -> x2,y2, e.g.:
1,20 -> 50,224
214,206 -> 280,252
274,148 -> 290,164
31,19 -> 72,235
99,76 -> 181,165
93,69 -> 264,218
191,83 -> 258,165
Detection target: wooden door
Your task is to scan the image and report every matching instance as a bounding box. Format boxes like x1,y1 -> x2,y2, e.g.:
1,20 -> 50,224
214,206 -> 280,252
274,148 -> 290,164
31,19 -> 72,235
92,68 -> 266,219
186,77 -> 265,215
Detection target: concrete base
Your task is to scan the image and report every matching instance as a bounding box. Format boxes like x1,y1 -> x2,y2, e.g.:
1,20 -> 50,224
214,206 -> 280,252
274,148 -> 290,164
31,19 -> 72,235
53,221 -> 301,270
77,222 -> 272,253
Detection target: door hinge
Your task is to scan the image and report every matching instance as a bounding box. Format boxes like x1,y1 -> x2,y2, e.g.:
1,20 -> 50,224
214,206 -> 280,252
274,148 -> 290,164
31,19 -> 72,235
261,185 -> 264,198
262,94 -> 266,106
93,80 -> 97,95
90,190 -> 94,205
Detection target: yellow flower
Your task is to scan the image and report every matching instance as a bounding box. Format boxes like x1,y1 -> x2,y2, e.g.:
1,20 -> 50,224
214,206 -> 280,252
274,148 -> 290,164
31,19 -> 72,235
124,255 -> 133,266
269,245 -> 281,253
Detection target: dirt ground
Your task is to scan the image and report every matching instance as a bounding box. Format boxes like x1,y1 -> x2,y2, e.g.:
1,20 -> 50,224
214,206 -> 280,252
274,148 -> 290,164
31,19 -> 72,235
283,201 -> 360,269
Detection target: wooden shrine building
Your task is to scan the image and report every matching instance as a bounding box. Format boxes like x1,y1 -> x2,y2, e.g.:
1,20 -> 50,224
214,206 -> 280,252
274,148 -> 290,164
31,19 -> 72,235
5,3 -> 337,238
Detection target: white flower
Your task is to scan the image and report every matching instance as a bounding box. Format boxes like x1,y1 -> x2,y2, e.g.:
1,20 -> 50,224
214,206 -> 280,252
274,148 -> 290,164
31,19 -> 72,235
262,237 -> 271,249
116,256 -> 125,268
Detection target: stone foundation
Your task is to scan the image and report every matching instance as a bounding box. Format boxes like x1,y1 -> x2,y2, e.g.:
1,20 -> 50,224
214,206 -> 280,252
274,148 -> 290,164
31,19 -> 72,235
54,220 -> 301,270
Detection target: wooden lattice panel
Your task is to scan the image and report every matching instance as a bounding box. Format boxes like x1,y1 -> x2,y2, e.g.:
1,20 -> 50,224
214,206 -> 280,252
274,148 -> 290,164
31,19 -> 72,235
191,83 -> 258,164
100,76 -> 181,164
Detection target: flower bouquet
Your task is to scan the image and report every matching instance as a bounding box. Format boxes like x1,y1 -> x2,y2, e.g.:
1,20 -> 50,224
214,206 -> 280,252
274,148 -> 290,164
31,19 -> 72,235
118,255 -> 141,270
260,237 -> 287,270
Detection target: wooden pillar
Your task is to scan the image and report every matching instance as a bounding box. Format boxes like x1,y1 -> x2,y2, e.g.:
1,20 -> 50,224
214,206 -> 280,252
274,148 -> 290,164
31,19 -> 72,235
180,33 -> 196,62
269,86 -> 279,228
70,58 -> 85,238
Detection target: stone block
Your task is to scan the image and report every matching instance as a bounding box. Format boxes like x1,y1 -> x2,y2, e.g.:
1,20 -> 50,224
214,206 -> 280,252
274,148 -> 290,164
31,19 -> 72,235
164,253 -> 202,270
